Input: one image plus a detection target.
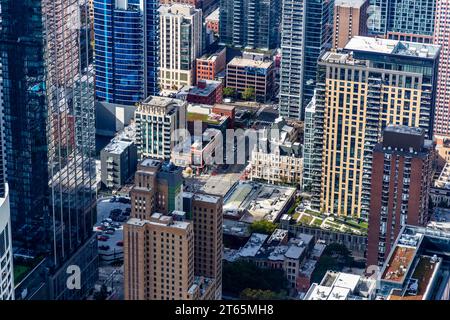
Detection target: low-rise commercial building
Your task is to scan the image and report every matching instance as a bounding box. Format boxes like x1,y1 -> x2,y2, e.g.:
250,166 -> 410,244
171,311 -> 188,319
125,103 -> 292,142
223,181 -> 296,223
196,48 -> 226,82
226,56 -> 275,102
187,80 -> 223,105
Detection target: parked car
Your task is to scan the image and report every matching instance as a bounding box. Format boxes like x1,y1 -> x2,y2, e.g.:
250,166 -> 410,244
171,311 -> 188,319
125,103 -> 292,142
98,245 -> 110,251
105,229 -> 115,235
97,235 -> 109,242
96,225 -> 106,231
111,222 -> 121,229
116,241 -> 124,247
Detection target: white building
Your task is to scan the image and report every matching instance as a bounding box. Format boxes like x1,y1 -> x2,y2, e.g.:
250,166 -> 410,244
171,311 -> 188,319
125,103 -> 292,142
250,117 -> 302,186
159,4 -> 203,91
135,96 -> 187,160
0,184 -> 14,300
304,271 -> 376,300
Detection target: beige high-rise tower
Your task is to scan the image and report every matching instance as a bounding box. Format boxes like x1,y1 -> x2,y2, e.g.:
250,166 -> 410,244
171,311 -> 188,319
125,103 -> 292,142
185,193 -> 223,299
124,159 -> 216,300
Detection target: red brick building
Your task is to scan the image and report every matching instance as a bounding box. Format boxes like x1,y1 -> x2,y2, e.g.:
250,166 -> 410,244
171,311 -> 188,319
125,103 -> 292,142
367,126 -> 434,268
187,79 -> 223,105
196,48 -> 226,82
212,104 -> 235,128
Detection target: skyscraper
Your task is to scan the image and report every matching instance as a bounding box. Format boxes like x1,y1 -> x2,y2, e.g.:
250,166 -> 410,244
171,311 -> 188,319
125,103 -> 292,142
185,193 -> 223,299
332,0 -> 368,49
310,37 -> 440,219
0,62 -> 13,300
279,0 -> 334,120
433,0 -> 450,136
94,0 -> 159,105
219,0 -> 281,51
124,159 -> 216,300
0,0 -> 98,299
159,4 -> 202,91
367,126 -> 434,267
369,0 -> 436,43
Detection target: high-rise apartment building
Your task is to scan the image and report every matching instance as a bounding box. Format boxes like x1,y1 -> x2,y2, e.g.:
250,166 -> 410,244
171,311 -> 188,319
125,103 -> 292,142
433,0 -> 450,136
0,0 -> 98,299
94,0 -> 160,105
219,0 -> 281,50
332,0 -> 368,49
124,159 -> 216,300
369,0 -> 436,43
302,93 -> 316,191
0,63 -> 13,300
367,126 -> 434,267
159,4 -> 202,91
279,0 -> 334,119
310,37 -> 440,219
135,96 -> 187,160
184,193 -> 223,299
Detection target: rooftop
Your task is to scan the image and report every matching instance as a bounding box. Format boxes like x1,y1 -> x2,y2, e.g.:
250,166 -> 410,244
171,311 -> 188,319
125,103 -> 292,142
345,36 -> 441,59
304,271 -> 376,300
228,57 -> 273,69
188,80 -> 222,97
335,0 -> 367,8
223,181 -> 296,223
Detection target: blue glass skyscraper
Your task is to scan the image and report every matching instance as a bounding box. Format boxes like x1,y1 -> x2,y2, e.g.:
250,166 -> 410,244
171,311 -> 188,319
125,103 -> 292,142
94,0 -> 159,105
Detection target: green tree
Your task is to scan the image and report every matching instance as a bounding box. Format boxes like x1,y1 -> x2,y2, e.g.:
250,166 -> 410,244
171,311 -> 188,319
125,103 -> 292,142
223,261 -> 289,297
223,87 -> 236,98
240,288 -> 287,300
248,220 -> 277,235
241,87 -> 256,100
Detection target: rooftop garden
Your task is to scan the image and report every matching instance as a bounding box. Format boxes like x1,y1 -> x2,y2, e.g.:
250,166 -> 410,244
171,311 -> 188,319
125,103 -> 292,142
290,203 -> 368,236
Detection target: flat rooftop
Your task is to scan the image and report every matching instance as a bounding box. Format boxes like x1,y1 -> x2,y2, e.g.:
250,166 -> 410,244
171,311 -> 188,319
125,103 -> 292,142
228,57 -> 273,69
345,36 -> 440,59
223,181 -> 296,223
382,246 -> 416,283
188,80 -> 222,97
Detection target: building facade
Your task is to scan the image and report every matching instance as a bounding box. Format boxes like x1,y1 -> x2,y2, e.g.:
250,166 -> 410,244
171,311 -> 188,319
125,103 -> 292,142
135,96 -> 187,160
188,193 -> 223,299
94,0 -> 159,105
187,80 -> 223,105
226,57 -> 275,102
0,0 -> 98,299
433,0 -> 450,136
332,0 -> 368,49
367,126 -> 434,267
196,48 -> 226,82
100,127 -> 138,189
311,38 -> 440,219
219,0 -> 281,50
159,4 -> 202,91
279,0 -> 334,119
124,159 -> 215,300
369,0 -> 436,42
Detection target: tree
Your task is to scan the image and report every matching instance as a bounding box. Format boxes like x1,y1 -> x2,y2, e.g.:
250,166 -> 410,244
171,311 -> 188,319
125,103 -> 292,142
240,288 -> 287,300
242,87 -> 256,101
248,220 -> 277,235
223,87 -> 236,98
222,260 -> 289,297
